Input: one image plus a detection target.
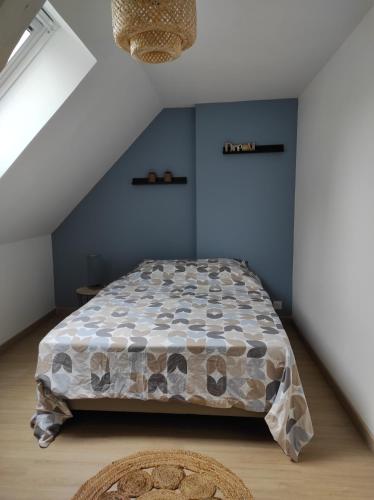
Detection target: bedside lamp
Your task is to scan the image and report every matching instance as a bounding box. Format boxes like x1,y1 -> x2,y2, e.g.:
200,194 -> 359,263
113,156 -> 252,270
86,254 -> 104,287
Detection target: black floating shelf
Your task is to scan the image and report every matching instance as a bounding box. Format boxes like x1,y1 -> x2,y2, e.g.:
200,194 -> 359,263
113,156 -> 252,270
223,144 -> 284,154
132,177 -> 187,185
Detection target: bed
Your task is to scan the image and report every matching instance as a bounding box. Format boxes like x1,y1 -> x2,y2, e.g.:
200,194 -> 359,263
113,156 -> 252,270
32,258 -> 313,461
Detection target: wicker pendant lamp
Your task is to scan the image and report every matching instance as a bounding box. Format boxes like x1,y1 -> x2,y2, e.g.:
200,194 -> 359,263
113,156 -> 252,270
111,0 -> 197,64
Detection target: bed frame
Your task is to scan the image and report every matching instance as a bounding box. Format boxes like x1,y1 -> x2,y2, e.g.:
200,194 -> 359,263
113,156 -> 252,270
69,399 -> 265,419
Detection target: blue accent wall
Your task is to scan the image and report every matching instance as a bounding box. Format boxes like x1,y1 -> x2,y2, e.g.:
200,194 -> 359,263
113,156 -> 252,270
53,108 -> 196,307
195,100 -> 298,314
53,100 -> 297,313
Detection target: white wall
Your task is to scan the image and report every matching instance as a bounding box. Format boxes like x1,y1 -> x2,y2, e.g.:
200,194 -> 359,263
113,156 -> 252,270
0,235 -> 55,345
294,7 -> 374,437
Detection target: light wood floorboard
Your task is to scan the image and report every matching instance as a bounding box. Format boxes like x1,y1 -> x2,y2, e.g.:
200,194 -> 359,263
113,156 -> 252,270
0,316 -> 373,499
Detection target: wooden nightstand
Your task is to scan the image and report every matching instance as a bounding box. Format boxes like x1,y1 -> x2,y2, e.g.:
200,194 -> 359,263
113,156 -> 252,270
76,286 -> 103,306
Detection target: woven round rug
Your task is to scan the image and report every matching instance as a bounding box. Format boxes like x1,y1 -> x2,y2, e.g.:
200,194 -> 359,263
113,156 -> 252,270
73,449 -> 253,500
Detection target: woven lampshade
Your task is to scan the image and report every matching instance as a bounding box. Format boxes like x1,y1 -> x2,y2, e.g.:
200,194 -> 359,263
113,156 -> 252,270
111,0 -> 197,64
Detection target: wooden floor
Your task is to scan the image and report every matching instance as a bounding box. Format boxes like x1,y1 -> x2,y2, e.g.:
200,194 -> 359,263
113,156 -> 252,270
0,316 -> 373,500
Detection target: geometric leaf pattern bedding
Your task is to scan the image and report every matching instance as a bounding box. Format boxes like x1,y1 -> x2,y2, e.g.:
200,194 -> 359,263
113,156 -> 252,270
32,259 -> 313,461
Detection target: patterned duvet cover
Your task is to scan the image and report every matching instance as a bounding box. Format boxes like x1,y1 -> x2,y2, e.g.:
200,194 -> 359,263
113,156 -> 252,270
32,259 -> 313,460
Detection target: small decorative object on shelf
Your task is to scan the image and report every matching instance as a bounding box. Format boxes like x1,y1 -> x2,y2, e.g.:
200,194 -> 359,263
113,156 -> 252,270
163,170 -> 173,183
223,142 -> 284,154
147,171 -> 157,183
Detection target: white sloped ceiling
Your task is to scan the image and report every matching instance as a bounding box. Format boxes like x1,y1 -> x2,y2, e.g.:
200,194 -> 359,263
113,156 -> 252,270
0,0 -> 44,70
144,0 -> 374,107
0,0 -> 162,244
0,0 -> 372,243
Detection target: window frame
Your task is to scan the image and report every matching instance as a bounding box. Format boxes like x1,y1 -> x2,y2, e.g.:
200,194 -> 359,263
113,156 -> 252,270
0,9 -> 58,99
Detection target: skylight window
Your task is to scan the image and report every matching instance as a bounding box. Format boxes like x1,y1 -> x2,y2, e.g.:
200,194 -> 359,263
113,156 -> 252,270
8,31 -> 31,61
0,8 -> 57,99
0,1 -> 96,179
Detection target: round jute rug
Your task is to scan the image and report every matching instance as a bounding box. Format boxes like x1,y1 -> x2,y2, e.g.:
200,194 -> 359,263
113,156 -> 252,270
73,449 -> 254,500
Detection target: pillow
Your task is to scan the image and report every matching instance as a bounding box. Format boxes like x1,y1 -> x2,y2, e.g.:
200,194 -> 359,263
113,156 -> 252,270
132,258 -> 262,290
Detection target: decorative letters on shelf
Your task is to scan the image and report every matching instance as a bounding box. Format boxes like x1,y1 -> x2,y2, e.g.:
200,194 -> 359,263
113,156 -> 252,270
223,142 -> 284,155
